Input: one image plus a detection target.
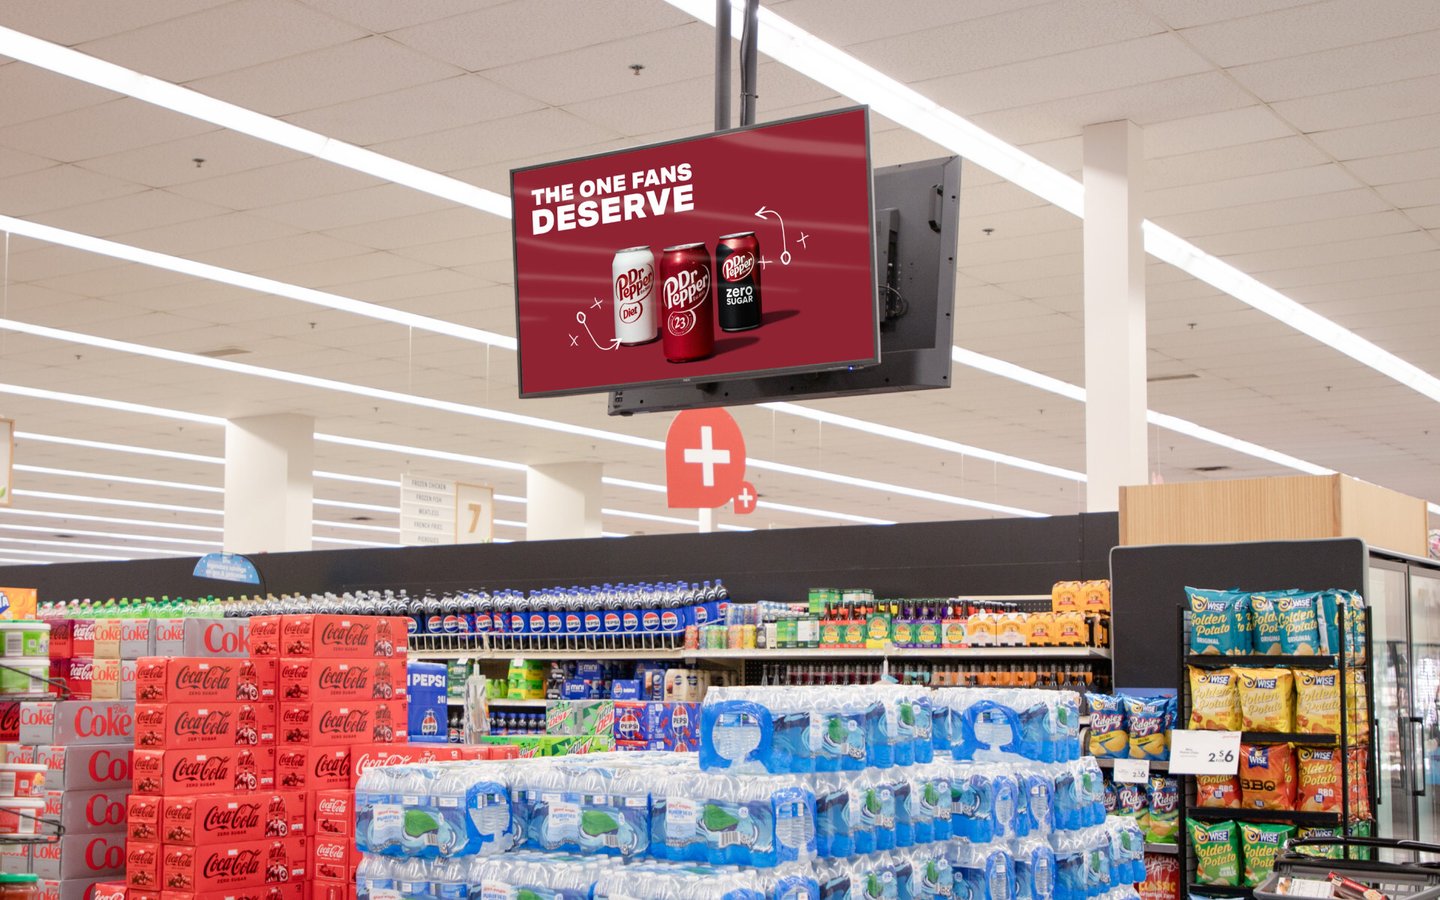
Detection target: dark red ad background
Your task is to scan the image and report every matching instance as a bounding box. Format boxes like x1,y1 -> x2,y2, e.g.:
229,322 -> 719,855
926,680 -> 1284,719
511,108 -> 876,397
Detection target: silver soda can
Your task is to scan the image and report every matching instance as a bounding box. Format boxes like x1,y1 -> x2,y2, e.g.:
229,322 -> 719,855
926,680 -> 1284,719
612,245 -> 658,346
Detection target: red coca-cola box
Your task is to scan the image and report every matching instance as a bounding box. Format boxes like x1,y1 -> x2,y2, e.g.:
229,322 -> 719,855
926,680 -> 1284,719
53,658 -> 94,700
43,787 -> 127,834
0,701 -> 18,742
278,658 -> 406,702
49,618 -> 76,658
308,835 -> 351,883
38,877 -> 110,900
38,743 -> 133,792
22,701 -> 133,745
161,836 -> 306,892
161,792 -> 306,845
278,700 -> 402,746
278,615 -> 405,659
247,617 -> 280,658
132,893 -> 159,900
151,618 -> 249,658
93,883 -> 126,900
274,747 -> 348,792
161,887 -> 297,900
137,657 -> 277,703
311,791 -> 351,837
348,742 -> 477,786
33,831 -> 125,879
127,794 -> 160,843
126,841 -> 160,891
132,747 -> 276,797
136,702 -> 276,750
311,884 -> 346,900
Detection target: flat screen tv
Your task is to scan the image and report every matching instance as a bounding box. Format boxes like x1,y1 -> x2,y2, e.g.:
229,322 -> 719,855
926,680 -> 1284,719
511,107 -> 878,398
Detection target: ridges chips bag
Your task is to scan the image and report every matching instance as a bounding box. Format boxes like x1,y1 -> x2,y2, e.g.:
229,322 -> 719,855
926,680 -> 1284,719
1188,818 -> 1242,886
1294,669 -> 1340,734
1139,853 -> 1180,900
1278,592 -> 1322,654
1241,822 -> 1295,887
1249,592 -> 1285,655
1240,743 -> 1297,811
1115,781 -> 1149,833
1187,588 -> 1252,656
1195,775 -> 1241,809
1296,746 -> 1342,813
1189,667 -> 1242,730
1238,668 -> 1295,732
1088,694 -> 1128,758
1145,774 -> 1178,844
1125,695 -> 1173,761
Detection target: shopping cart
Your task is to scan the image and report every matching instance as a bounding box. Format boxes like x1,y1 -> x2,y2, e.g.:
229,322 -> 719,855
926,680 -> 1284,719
1254,838 -> 1440,900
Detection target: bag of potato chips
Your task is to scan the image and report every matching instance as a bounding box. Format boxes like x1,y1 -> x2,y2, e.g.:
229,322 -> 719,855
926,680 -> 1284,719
1297,746 -> 1342,813
1294,669 -> 1340,734
1238,668 -> 1295,732
1145,774 -> 1178,844
1239,743 -> 1298,811
1125,695 -> 1172,761
1249,592 -> 1285,655
1188,818 -> 1242,886
1195,775 -> 1241,809
1295,825 -> 1344,859
1115,781 -> 1149,833
1139,854 -> 1180,900
1189,667 -> 1242,730
1088,694 -> 1128,758
1278,592 -> 1323,654
1187,588 -> 1252,656
1241,822 -> 1295,887
1348,746 -> 1371,820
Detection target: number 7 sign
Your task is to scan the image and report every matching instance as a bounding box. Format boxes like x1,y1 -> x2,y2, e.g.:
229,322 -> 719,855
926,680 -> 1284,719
453,482 -> 494,544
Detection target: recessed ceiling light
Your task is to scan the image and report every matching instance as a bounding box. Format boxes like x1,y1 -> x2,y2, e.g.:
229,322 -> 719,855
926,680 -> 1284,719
196,347 -> 250,359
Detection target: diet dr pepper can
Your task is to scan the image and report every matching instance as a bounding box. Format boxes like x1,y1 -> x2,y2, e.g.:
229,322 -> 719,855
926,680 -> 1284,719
612,246 -> 657,346
716,231 -> 762,332
660,242 -> 714,363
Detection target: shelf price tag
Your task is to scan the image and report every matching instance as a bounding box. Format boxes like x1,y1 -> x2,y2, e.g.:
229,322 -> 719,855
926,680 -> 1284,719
1111,758 -> 1150,784
1169,729 -> 1241,775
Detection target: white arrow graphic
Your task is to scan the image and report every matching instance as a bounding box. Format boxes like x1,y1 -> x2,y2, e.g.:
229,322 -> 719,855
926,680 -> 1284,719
755,206 -> 792,265
575,310 -> 621,350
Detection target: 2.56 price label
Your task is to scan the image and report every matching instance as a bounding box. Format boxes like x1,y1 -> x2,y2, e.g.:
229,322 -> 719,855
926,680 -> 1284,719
1169,729 -> 1242,775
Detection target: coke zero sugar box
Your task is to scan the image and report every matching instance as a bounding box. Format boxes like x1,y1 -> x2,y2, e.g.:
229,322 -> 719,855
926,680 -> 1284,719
278,658 -> 405,702
127,841 -> 160,891
22,701 -> 133,745
160,887 -> 297,900
37,743 -> 133,792
136,657 -> 277,703
127,794 -> 160,843
308,835 -> 351,883
311,790 -> 351,837
161,792 -> 306,845
32,831 -> 126,879
278,615 -> 405,659
161,836 -> 306,892
0,702 -> 18,742
274,747 -> 348,792
151,619 -> 248,659
43,786 -> 127,834
132,747 -> 276,796
347,742 -> 476,787
38,878 -> 110,900
135,701 -> 276,749
247,617 -> 280,658
92,883 -> 125,900
56,658 -> 95,700
277,700 -> 402,746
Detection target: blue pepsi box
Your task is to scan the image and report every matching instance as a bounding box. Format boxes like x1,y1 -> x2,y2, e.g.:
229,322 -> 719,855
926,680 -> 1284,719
406,661 -> 448,743
562,680 -> 593,700
691,600 -> 722,627
613,701 -> 701,749
611,679 -> 643,700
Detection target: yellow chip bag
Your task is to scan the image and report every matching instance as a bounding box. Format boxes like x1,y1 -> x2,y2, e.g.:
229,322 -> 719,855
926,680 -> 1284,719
1188,667 -> 1242,730
1238,668 -> 1295,733
1295,669 -> 1341,734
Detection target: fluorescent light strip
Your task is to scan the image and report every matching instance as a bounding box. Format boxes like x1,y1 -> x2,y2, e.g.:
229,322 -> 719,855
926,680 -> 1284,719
0,28 -> 511,218
314,520 -> 401,535
0,383 -> 222,424
313,536 -> 400,548
602,508 -> 701,527
0,506 -> 223,534
14,464 -> 222,493
494,519 -> 526,529
315,471 -> 401,488
315,434 -> 529,472
17,431 -> 222,465
12,489 -> 221,516
0,559 -> 46,566
314,498 -> 398,514
0,536 -> 187,556
0,546 -> 125,561
1429,502 -> 1440,517
0,523 -> 220,548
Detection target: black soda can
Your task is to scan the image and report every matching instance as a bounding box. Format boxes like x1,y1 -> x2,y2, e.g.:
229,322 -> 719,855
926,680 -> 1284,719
716,231 -> 762,332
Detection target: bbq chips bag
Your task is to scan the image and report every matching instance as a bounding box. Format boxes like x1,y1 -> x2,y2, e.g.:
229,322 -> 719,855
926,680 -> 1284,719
1296,746 -> 1342,813
1239,743 -> 1297,811
1195,775 -> 1241,809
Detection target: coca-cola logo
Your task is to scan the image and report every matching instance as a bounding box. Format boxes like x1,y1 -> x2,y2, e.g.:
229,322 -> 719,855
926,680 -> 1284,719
318,667 -> 367,690
204,803 -> 260,831
121,622 -> 148,640
615,265 -> 654,304
314,842 -> 345,861
203,849 -> 261,878
721,252 -> 755,281
156,621 -> 185,641
315,797 -> 347,816
176,665 -> 232,691
130,797 -> 157,819
175,709 -> 231,737
0,704 -> 20,734
68,660 -> 94,679
74,620 -> 96,639
21,705 -> 52,727
315,753 -> 350,778
320,622 -> 369,647
281,707 -> 309,726
75,705 -> 132,738
173,756 -> 228,784
318,709 -> 367,736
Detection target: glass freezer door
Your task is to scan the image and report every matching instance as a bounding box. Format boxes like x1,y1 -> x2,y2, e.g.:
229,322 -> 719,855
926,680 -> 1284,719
1409,565 -> 1440,844
1370,560 -> 1415,839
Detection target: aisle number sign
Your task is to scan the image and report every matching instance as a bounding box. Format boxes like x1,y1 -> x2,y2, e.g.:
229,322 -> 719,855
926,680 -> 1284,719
1169,729 -> 1242,775
400,475 -> 493,546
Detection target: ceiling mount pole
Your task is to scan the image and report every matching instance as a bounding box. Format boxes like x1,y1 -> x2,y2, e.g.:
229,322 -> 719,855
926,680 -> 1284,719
714,0 -> 731,131
739,0 -> 760,126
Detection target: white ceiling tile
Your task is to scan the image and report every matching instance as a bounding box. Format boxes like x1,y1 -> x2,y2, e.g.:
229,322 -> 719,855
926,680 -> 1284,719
74,129 -> 305,189
0,64 -> 118,131
0,100 -> 215,164
250,183 -> 450,232
1273,73 -> 1440,134
1311,112 -> 1440,161
1146,163 -> 1363,217
370,108 -> 620,174
113,211 -> 307,257
1375,178 -> 1440,210
31,189 -> 230,238
1138,0 -> 1324,29
169,158 -> 382,209
1145,136 -> 1329,191
321,207 -> 497,252
1151,187 -> 1390,238
0,164 -> 145,216
1226,28 -> 1440,101
297,0 -> 511,35
1178,0 -> 1440,69
282,75 -> 545,147
0,0 -> 232,45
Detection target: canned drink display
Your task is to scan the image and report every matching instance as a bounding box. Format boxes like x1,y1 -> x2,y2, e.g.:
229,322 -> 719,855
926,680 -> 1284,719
659,242 -> 714,363
715,231 -> 762,332
612,246 -> 658,345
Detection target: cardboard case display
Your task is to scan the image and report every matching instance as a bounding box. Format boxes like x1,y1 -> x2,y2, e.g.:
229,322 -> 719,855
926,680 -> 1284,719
161,792 -> 307,845
37,744 -> 133,792
160,886 -> 301,900
308,835 -> 351,883
32,831 -> 126,880
277,700 -> 403,746
126,841 -> 160,891
347,743 -> 477,787
160,835 -> 306,892
135,701 -> 276,750
311,791 -> 351,838
126,794 -> 160,843
151,619 -> 249,659
132,746 -> 276,796
43,787 -> 128,835
136,658 -> 277,703
277,658 -> 405,702
277,615 -> 405,659
21,701 -> 134,746
274,747 -> 349,792
38,877 -> 110,900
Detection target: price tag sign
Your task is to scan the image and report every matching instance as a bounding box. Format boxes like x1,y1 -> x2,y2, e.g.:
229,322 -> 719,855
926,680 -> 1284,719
1111,758 -> 1150,784
1169,729 -> 1242,774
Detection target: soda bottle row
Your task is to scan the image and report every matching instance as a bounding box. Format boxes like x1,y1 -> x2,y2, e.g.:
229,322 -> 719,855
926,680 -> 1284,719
488,711 -> 545,735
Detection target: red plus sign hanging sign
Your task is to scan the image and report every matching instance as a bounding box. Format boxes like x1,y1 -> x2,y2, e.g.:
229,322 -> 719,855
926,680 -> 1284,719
665,408 -> 747,509
732,481 -> 758,515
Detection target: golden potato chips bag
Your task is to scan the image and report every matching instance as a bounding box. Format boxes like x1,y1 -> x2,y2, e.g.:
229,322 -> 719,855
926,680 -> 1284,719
1295,669 -> 1340,734
1248,592 -> 1284,655
1296,746 -> 1342,813
1238,668 -> 1294,733
1188,667 -> 1242,730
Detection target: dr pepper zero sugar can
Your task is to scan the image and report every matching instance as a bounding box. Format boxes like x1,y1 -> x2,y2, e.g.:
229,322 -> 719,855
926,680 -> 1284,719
612,246 -> 657,346
716,231 -> 763,332
660,242 -> 714,363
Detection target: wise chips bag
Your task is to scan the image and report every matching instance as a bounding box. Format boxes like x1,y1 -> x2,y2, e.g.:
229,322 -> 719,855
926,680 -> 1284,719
1294,669 -> 1340,734
1241,822 -> 1296,887
1088,694 -> 1128,758
1125,695 -> 1173,761
1239,743 -> 1298,811
1188,818 -> 1242,886
1295,826 -> 1344,860
1195,775 -> 1241,809
1249,592 -> 1285,655
1187,588 -> 1252,656
1296,746 -> 1342,813
1146,774 -> 1178,844
1238,668 -> 1294,732
1278,592 -> 1323,654
1189,667 -> 1242,730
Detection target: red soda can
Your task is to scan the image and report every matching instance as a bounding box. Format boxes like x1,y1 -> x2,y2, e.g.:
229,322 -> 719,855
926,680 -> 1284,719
716,231 -> 762,331
660,242 -> 714,363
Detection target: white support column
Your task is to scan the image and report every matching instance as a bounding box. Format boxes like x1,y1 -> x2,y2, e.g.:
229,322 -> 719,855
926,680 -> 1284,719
526,462 -> 602,541
697,508 -> 715,533
224,414 -> 314,553
1083,120 -> 1149,512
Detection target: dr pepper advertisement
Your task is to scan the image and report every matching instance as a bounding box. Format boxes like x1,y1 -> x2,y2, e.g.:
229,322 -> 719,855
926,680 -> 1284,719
511,107 -> 878,397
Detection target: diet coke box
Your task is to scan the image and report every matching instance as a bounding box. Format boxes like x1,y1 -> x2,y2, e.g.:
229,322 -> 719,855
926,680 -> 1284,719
311,791 -> 351,837
278,615 -> 405,659
37,878 -> 109,900
131,746 -> 276,796
37,744 -> 133,792
308,835 -> 351,883
57,657 -> 95,700
119,619 -> 153,659
19,701 -> 55,744
33,831 -> 126,879
161,792 -> 306,845
274,747 -> 348,792
0,844 -> 27,874
278,658 -> 405,702
43,786 -> 128,834
278,700 -> 402,746
161,835 -> 306,892
24,701 -> 133,746
152,619 -> 249,659
136,658 -> 277,703
348,742 -> 474,787
127,841 -> 160,890
247,617 -> 280,658
127,794 -> 160,843
135,702 -> 276,749
93,620 -> 123,660
92,659 -> 137,701
5,745 -> 34,764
